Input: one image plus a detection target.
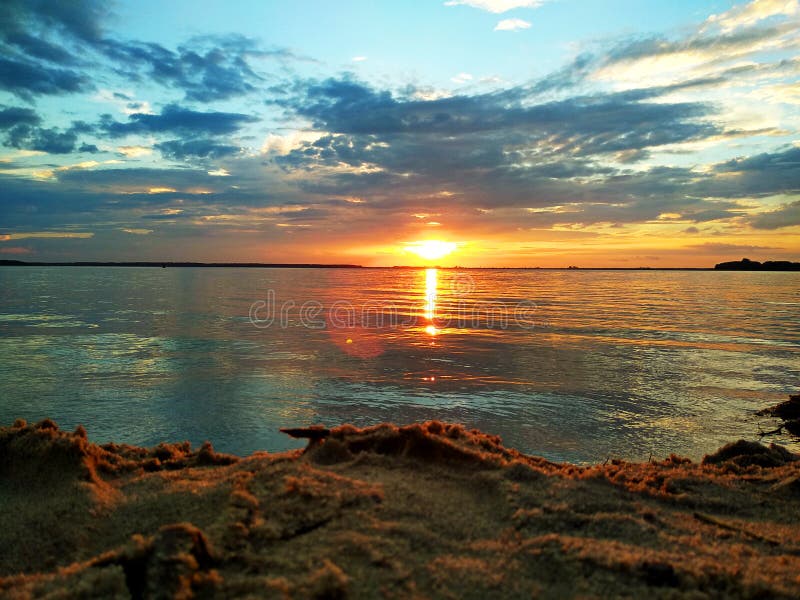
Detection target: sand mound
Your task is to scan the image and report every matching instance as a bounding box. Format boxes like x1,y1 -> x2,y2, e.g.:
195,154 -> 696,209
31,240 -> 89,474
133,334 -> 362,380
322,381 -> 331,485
2,420 -> 800,598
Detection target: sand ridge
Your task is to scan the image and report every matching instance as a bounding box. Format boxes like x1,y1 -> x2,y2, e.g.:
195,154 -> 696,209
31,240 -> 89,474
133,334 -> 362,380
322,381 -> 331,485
1,419 -> 800,598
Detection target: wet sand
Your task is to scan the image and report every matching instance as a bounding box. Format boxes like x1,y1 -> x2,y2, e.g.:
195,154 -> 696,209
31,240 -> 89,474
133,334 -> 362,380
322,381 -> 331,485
1,419 -> 800,598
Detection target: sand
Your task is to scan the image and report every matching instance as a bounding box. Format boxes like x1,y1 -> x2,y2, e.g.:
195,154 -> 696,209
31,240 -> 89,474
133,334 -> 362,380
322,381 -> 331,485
1,419 -> 800,599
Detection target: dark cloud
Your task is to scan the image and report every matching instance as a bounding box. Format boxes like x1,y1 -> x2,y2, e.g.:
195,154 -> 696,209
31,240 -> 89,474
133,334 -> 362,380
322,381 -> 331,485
269,75 -> 721,215
1,1 -> 293,102
1,115 -> 97,154
99,104 -> 258,138
270,75 -> 729,222
78,143 -> 99,153
0,1 -> 104,98
0,0 -> 108,44
4,124 -> 77,154
705,147 -> 800,198
717,146 -> 800,174
155,139 -> 242,160
4,31 -> 76,65
0,106 -> 41,129
748,201 -> 800,230
0,56 -> 89,99
99,37 -> 259,102
266,74 -> 800,235
55,167 -> 221,189
276,76 -> 715,147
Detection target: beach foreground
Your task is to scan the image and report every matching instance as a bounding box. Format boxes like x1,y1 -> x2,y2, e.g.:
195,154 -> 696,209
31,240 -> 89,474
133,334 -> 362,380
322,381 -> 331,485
1,420 -> 799,599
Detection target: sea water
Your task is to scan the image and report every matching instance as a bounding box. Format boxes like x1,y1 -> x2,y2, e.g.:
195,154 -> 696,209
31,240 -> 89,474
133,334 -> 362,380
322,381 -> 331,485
1,267 -> 797,463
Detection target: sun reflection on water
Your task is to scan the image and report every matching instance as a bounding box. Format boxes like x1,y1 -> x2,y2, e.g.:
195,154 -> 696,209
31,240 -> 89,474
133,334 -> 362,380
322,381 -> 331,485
424,268 -> 438,336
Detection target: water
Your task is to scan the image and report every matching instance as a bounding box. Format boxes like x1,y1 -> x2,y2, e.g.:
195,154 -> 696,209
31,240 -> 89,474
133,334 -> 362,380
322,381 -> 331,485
0,266 -> 798,463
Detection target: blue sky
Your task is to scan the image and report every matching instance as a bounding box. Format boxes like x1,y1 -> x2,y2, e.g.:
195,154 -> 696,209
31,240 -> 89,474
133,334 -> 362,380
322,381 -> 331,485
1,0 -> 798,266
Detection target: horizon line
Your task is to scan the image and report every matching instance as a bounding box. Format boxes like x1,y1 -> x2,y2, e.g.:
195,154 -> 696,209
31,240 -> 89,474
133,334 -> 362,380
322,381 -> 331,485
2,259 -> 799,271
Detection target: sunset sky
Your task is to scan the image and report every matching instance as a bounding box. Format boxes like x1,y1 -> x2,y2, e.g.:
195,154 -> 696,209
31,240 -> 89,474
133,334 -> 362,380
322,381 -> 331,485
1,0 -> 798,267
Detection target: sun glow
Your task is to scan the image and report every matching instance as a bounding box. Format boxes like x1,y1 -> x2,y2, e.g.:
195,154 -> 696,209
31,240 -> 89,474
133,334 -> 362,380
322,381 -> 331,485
407,240 -> 457,261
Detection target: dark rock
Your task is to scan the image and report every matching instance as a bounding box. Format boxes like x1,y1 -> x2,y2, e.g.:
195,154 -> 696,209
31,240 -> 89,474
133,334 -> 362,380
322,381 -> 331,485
784,420 -> 800,436
642,562 -> 680,587
702,440 -> 797,467
756,394 -> 800,420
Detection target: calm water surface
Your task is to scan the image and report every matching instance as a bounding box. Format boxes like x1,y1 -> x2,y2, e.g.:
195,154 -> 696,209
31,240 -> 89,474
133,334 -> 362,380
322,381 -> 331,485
0,267 -> 798,462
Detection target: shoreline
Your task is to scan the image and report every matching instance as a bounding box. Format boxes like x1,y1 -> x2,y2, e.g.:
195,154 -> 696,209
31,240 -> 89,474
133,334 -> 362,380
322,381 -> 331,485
2,419 -> 800,597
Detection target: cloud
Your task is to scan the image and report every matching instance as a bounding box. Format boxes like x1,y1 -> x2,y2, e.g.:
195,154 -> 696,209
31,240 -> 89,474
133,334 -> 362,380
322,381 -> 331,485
1,0 -> 108,45
100,104 -> 258,138
0,246 -> 31,254
0,1 -> 105,98
748,200 -> 800,229
444,1 -> 543,13
54,167 -> 223,193
451,73 -> 474,84
352,56 -> 367,62
155,139 -> 242,160
2,2 -> 298,103
4,31 -> 77,65
94,90 -> 154,116
267,75 -> 764,232
587,11 -> 800,90
0,231 -> 94,240
117,145 -> 153,158
261,131 -> 326,156
275,75 -> 716,147
710,146 -> 800,197
0,56 -> 89,99
0,106 -> 41,129
687,242 -> 782,252
99,35 -> 272,102
494,18 -> 532,31
0,0 -> 797,262
704,0 -> 799,33
2,116 -> 96,155
4,124 -> 79,154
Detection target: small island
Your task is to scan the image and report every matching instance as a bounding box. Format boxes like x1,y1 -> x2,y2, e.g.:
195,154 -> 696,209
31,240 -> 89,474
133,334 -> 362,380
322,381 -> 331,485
715,258 -> 800,271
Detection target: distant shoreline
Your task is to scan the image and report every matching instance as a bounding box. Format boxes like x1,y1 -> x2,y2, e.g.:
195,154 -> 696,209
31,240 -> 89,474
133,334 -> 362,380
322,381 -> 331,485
1,259 -> 799,271
0,260 -> 363,269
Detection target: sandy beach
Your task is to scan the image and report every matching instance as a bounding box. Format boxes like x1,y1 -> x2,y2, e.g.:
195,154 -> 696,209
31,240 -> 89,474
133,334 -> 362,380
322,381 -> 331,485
2,419 -> 800,599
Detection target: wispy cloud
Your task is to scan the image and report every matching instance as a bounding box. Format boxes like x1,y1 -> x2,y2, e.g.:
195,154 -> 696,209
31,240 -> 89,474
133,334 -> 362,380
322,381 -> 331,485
494,18 -> 532,31
0,231 -> 94,240
748,200 -> 800,229
451,72 -> 474,83
117,145 -> 152,158
444,0 -> 543,13
703,0 -> 799,33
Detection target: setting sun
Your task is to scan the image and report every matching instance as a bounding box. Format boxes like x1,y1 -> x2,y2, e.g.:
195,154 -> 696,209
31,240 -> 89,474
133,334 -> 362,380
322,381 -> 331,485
406,240 -> 457,261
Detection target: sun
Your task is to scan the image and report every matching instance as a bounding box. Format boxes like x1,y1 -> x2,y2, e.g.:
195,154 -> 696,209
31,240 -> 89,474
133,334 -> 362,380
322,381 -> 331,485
406,240 -> 457,261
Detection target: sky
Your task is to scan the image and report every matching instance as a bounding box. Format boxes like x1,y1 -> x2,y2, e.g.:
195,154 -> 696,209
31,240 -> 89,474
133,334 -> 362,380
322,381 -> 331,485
0,0 -> 798,267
